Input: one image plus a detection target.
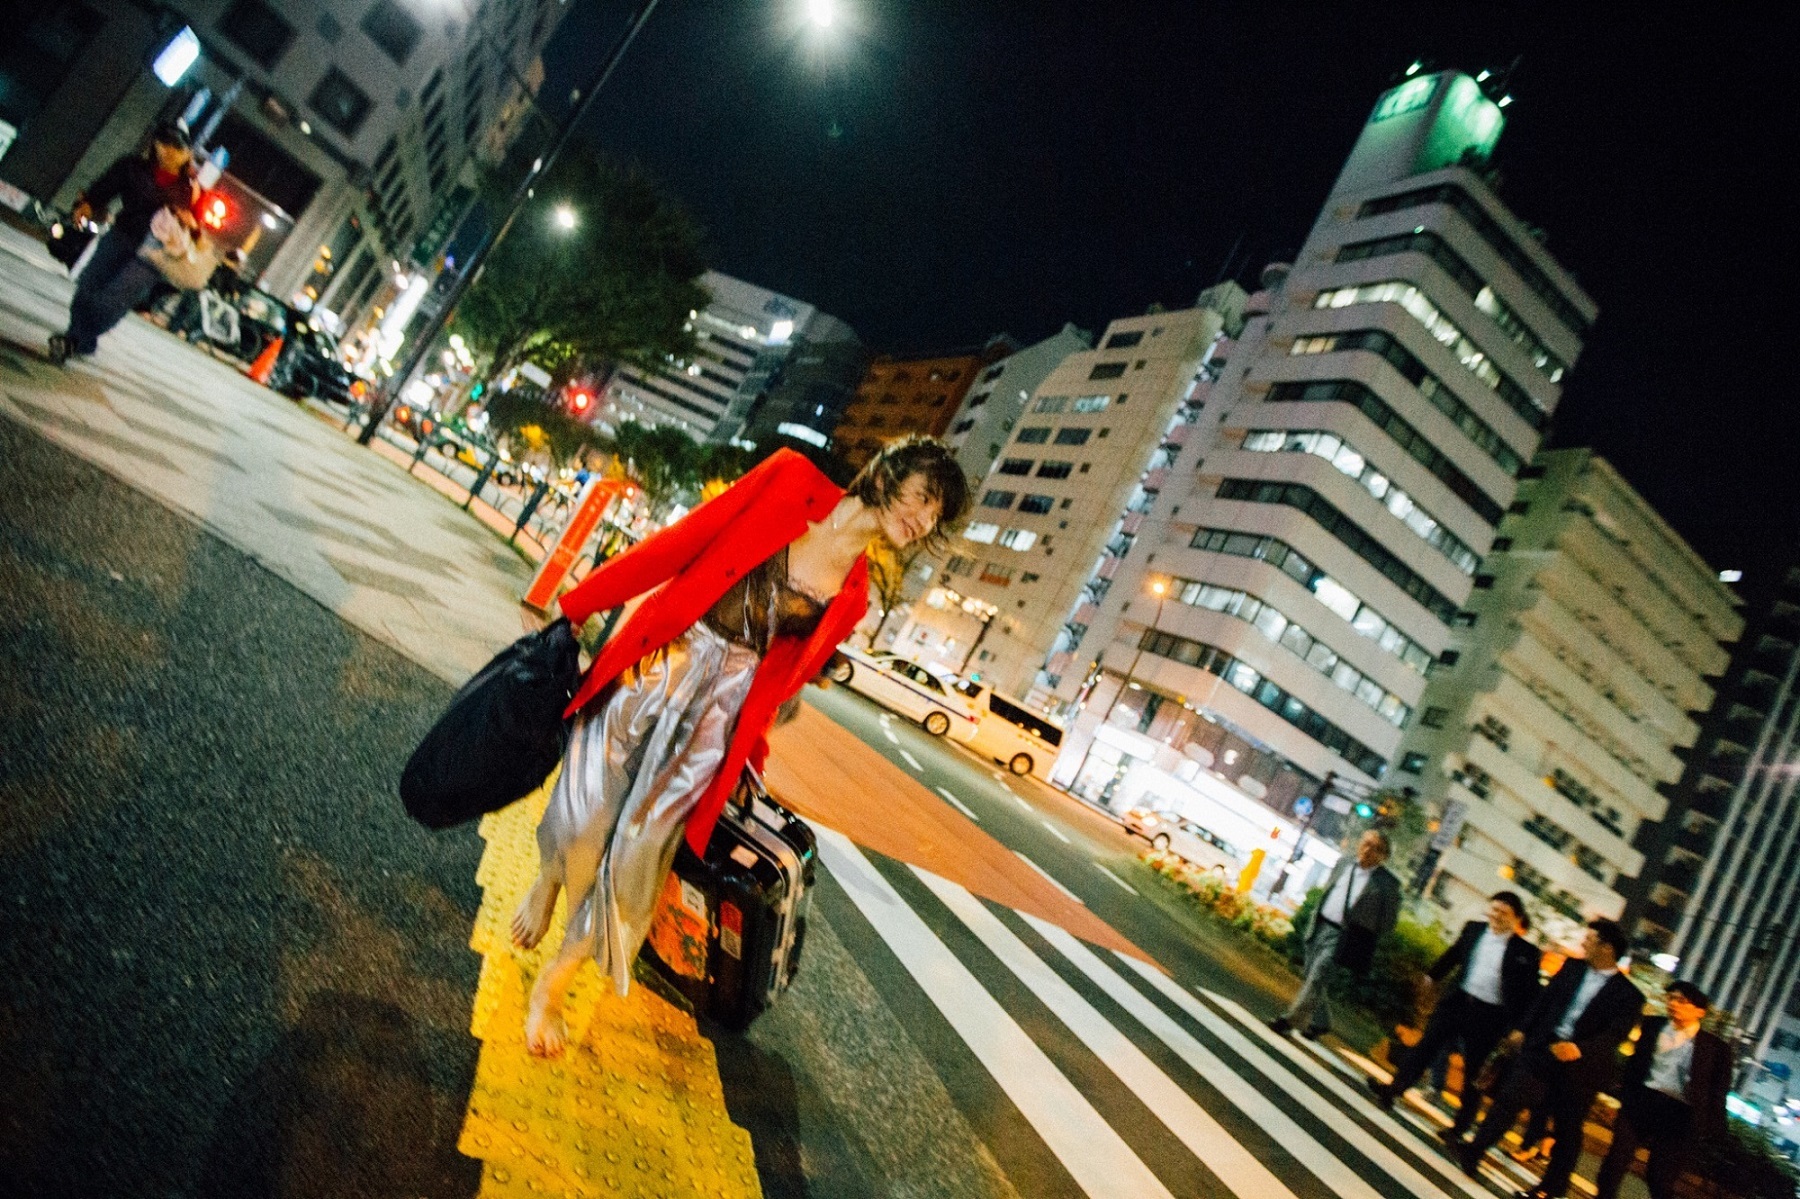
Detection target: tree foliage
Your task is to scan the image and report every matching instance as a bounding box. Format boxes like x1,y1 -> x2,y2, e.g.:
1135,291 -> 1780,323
482,389 -> 598,469
452,152 -> 709,388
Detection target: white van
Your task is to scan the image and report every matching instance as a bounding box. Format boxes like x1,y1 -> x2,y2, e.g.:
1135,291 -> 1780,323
953,683 -> 1066,780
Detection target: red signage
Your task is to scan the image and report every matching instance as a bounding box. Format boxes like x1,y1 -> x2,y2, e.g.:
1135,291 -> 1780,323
522,478 -> 623,613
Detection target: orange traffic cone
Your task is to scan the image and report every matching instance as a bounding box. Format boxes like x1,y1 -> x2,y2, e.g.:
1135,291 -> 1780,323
247,335 -> 283,385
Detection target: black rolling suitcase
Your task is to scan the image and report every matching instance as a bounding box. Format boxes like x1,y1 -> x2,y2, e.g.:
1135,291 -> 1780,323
641,768 -> 815,1030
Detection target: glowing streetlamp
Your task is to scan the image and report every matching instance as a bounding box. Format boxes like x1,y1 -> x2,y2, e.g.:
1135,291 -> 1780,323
805,0 -> 837,28
553,203 -> 577,231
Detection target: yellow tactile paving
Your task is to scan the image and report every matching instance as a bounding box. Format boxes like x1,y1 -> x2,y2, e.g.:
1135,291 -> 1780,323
457,776 -> 763,1198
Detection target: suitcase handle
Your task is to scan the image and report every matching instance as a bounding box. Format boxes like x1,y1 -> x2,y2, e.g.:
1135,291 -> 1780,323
732,764 -> 768,813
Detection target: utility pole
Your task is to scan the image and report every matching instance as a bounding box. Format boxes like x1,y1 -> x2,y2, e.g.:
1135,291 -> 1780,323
1270,772 -> 1335,898
357,0 -> 661,447
1067,580 -> 1167,798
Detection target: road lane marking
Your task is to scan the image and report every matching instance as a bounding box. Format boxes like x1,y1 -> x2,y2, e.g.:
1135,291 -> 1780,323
815,830 -> 1171,1199
918,870 -> 1292,1199
1013,851 -> 1085,906
1020,921 -> 1391,1199
934,786 -> 979,821
883,728 -> 900,744
1092,863 -> 1139,895
900,750 -> 923,771
1040,820 -> 1072,845
1116,975 -> 1490,1199
1004,788 -> 1033,812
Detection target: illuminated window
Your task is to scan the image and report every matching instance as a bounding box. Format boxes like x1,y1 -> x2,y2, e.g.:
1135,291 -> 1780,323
998,528 -> 1038,551
1072,394 -> 1111,413
962,523 -> 999,544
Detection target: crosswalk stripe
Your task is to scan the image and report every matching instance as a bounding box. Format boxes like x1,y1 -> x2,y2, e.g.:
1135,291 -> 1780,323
935,786 -> 980,821
1026,916 -> 1394,1199
814,828 -> 1172,1199
1113,964 -> 1480,1199
1013,851 -> 1085,905
1198,990 -> 1489,1199
915,869 -> 1297,1199
1091,863 -> 1139,895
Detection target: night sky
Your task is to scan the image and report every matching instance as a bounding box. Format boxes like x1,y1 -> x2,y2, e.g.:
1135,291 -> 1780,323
542,2 -> 1792,581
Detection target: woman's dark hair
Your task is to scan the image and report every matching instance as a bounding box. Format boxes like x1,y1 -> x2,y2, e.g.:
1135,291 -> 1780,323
847,435 -> 970,552
1665,979 -> 1711,1010
1489,890 -> 1528,927
151,121 -> 191,151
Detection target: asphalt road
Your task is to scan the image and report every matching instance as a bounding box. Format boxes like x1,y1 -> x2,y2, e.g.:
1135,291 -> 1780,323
0,414 -> 485,1197
802,683 -> 1304,1021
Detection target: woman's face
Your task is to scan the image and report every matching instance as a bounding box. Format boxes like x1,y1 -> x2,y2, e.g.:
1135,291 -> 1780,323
153,140 -> 191,173
877,473 -> 943,549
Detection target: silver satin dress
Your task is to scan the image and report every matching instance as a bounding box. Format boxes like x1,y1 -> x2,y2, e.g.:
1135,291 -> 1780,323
535,547 -> 826,994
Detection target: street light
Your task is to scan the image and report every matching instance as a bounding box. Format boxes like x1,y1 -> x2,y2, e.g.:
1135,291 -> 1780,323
553,203 -> 577,231
1068,577 -> 1168,799
805,0 -> 837,28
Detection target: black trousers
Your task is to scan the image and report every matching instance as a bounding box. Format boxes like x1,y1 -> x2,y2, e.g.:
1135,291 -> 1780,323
1386,989 -> 1509,1132
1467,1050 -> 1596,1198
1594,1086 -> 1694,1199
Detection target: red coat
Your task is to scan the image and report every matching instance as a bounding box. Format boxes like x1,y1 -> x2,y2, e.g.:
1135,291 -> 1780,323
558,449 -> 870,855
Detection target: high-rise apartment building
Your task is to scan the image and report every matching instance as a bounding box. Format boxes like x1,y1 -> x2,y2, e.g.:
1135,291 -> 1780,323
942,324 -> 1096,485
602,271 -> 815,439
1054,71 -> 1595,852
1393,450 -> 1739,945
891,304 -> 1225,693
832,344 -> 1012,471
1630,562 -> 1800,1050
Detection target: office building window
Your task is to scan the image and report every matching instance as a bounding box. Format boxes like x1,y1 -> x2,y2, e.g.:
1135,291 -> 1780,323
998,458 -> 1034,476
1242,429 -> 1481,572
309,68 -> 373,137
1089,362 -> 1127,380
220,0 -> 296,68
1018,494 -> 1055,515
1033,395 -> 1068,413
361,0 -> 423,64
980,563 -> 1015,586
1420,706 -> 1449,729
1072,394 -> 1111,413
1036,461 -> 1073,479
998,528 -> 1038,551
1017,426 -> 1051,444
981,490 -> 1016,510
1399,752 -> 1428,773
1104,330 -> 1144,348
1054,427 -> 1091,446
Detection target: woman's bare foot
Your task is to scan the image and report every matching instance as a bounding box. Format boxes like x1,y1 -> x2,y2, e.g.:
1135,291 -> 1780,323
524,953 -> 583,1058
510,875 -> 561,949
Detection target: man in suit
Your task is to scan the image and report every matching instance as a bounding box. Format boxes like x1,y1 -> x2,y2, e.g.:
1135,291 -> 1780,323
1460,918 -> 1644,1199
1270,830 -> 1401,1040
1594,980 -> 1732,1199
1370,890 -> 1541,1136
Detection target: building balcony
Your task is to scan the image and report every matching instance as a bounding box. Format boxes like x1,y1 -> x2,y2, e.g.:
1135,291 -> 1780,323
1462,734 -> 1644,875
1671,823 -> 1716,858
1459,800 -> 1626,919
1486,672 -> 1664,822
1505,635 -> 1683,784
1121,512 -> 1146,536
1142,466 -> 1169,493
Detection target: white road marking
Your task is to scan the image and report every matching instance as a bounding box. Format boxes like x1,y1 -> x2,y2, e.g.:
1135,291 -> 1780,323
1005,788 -> 1033,812
1013,851 -> 1085,906
934,786 -> 980,821
883,727 -> 900,744
814,830 -> 1171,1199
1039,820 -> 1072,845
1022,923 -> 1390,1199
918,871 -> 1295,1199
900,749 -> 923,771
1092,863 -> 1139,895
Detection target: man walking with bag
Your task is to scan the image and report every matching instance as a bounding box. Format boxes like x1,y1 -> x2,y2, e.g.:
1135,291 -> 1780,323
1270,829 -> 1400,1040
48,122 -> 202,365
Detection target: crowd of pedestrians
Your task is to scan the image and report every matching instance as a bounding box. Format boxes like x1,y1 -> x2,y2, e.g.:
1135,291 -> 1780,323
1270,875 -> 1733,1199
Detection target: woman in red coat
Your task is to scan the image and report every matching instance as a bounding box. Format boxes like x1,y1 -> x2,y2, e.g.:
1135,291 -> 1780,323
511,437 -> 968,1055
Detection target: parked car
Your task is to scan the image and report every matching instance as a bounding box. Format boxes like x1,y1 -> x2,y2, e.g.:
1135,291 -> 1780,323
829,646 -> 979,737
270,317 -> 361,406
1121,808 -> 1240,872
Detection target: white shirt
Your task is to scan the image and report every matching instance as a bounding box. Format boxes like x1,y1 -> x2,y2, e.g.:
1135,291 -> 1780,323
1319,863 -> 1371,926
1645,1023 -> 1698,1101
1554,965 -> 1618,1041
1461,927 -> 1512,1006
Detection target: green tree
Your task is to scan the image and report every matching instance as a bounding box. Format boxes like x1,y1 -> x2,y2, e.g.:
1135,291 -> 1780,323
483,390 -> 598,470
594,419 -> 702,517
452,153 -> 709,393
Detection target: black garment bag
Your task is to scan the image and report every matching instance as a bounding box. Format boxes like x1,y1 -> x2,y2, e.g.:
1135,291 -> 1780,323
400,618 -> 581,829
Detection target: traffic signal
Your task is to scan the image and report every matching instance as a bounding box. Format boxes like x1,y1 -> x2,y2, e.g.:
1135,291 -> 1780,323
1353,801 -> 1375,820
569,389 -> 593,414
200,193 -> 230,231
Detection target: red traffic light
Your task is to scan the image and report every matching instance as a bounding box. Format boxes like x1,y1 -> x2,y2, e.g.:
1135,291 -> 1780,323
570,389 -> 593,413
200,194 -> 229,230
